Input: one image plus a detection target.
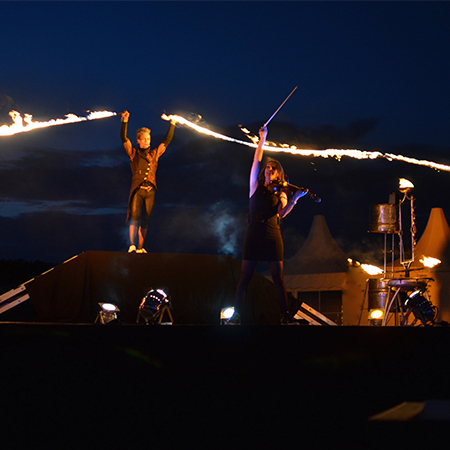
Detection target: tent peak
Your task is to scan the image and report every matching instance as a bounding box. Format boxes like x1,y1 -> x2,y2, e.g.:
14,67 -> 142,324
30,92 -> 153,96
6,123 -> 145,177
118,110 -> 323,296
285,215 -> 348,275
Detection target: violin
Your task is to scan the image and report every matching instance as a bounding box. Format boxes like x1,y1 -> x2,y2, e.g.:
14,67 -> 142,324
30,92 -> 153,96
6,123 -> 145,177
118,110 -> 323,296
268,181 -> 321,203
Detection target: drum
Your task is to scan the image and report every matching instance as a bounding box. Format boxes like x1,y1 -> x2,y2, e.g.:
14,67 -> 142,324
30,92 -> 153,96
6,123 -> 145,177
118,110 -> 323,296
368,278 -> 390,310
369,204 -> 400,234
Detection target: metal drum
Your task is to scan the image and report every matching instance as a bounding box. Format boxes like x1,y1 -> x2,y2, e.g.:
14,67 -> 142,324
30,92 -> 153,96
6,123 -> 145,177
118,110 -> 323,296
369,204 -> 400,234
368,278 -> 390,310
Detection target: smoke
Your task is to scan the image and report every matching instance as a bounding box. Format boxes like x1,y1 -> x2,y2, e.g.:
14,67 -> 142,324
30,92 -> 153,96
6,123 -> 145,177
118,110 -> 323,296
151,200 -> 245,257
337,235 -> 387,267
0,92 -> 15,112
0,93 -> 16,130
206,201 -> 243,256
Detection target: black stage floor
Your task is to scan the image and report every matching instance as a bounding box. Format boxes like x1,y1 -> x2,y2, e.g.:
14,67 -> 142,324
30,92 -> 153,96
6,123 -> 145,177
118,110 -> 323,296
1,323 -> 450,449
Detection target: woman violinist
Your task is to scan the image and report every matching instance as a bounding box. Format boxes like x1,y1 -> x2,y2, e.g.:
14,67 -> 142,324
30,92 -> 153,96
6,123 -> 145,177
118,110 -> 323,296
228,125 -> 307,325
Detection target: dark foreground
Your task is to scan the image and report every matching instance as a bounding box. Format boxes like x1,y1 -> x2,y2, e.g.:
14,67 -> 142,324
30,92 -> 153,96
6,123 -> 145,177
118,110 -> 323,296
1,323 -> 449,449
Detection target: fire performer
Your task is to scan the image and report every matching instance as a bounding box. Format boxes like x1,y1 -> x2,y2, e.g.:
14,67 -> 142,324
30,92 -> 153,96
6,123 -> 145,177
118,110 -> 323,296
228,125 -> 307,325
120,110 -> 175,253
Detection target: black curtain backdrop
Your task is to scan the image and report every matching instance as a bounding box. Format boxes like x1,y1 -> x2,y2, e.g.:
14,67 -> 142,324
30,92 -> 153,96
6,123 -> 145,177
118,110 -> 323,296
25,251 -> 296,324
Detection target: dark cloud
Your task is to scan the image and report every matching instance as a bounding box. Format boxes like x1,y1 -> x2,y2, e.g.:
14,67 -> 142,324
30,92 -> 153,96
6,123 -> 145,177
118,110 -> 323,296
1,1 -> 450,267
2,116 -> 450,266
0,147 -> 127,205
0,211 -> 127,264
270,118 -> 383,149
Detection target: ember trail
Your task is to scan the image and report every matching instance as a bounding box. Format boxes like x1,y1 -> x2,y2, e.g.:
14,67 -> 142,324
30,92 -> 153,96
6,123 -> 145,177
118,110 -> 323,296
163,114 -> 450,173
0,110 -> 117,136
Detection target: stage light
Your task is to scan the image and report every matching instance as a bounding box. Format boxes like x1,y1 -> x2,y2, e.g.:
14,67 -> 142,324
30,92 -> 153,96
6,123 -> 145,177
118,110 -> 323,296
96,302 -> 120,325
404,289 -> 437,326
368,308 -> 384,326
367,279 -> 389,326
220,307 -> 235,325
137,288 -> 173,325
369,309 -> 383,320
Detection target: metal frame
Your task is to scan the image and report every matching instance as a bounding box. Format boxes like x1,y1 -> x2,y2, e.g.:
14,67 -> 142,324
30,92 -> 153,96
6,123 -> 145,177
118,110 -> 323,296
0,285 -> 30,316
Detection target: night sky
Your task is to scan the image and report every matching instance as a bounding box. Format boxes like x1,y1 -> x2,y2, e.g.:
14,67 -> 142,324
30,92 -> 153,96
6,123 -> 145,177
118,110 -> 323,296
1,1 -> 450,268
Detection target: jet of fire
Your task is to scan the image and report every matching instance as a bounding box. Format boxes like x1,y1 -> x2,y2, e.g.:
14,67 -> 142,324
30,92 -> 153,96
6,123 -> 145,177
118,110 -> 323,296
161,113 -> 257,148
419,256 -> 441,268
0,110 -> 116,136
348,258 -> 384,275
360,264 -> 384,275
162,113 -> 450,172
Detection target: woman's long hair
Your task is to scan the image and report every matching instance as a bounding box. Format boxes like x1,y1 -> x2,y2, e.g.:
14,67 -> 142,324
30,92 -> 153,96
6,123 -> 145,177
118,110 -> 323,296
257,158 -> 286,185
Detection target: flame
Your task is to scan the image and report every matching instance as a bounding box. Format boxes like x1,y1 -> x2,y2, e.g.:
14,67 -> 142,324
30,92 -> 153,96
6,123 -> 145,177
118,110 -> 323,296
0,110 -> 116,136
361,264 -> 384,275
162,114 -> 450,172
348,258 -> 383,275
162,114 -> 254,146
419,256 -> 441,268
399,178 -> 414,191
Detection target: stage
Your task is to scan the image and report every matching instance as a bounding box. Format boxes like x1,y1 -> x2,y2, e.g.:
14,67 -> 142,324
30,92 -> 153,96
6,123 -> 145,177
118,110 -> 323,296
1,251 -> 288,325
1,251 -> 450,448
1,323 -> 450,448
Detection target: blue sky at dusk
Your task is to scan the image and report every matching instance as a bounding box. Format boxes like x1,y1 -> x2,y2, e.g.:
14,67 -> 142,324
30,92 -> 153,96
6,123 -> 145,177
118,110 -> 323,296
1,1 -> 450,266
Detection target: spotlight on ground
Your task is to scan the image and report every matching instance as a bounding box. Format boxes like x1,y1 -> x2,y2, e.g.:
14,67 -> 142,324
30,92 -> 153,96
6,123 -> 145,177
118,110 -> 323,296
95,303 -> 120,325
137,288 -> 173,325
220,307 -> 235,325
405,289 -> 437,326
368,308 -> 384,326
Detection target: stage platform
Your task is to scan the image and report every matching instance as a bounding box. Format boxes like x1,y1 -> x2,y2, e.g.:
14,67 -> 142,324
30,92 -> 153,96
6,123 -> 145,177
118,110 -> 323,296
2,251 -> 450,447
1,323 -> 450,449
0,251 -> 290,325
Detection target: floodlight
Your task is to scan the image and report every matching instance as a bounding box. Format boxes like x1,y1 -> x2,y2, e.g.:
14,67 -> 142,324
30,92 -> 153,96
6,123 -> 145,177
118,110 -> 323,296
405,289 -> 437,326
368,308 -> 384,326
220,307 -> 235,325
367,279 -> 389,326
137,288 -> 173,325
96,302 -> 120,325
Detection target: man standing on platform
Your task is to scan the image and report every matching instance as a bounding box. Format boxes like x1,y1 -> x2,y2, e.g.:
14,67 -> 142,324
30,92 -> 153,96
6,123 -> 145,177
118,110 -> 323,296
120,110 -> 176,253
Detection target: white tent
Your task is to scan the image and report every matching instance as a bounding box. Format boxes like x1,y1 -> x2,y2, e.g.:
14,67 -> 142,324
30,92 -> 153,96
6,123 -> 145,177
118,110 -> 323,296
283,209 -> 450,325
413,207 -> 450,265
284,215 -> 348,292
284,215 -> 367,325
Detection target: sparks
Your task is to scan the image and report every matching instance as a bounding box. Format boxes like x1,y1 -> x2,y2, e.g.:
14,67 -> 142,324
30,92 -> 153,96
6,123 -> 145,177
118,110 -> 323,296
162,113 -> 255,147
0,110 -> 117,136
162,113 -> 450,172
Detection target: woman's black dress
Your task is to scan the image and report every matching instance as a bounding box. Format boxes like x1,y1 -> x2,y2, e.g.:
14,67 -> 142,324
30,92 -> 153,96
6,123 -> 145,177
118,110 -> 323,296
242,184 -> 283,262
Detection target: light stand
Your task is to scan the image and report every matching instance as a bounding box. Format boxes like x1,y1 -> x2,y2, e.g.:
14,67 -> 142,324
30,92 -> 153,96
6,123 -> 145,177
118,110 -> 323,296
381,179 -> 435,326
398,178 -> 416,271
365,179 -> 436,326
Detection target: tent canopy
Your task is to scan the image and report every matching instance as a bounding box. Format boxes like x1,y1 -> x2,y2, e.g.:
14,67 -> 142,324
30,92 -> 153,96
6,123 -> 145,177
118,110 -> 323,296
413,207 -> 450,266
285,215 -> 349,275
